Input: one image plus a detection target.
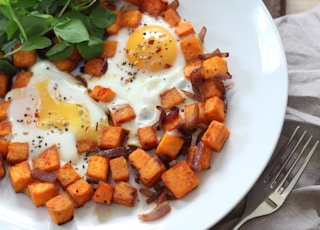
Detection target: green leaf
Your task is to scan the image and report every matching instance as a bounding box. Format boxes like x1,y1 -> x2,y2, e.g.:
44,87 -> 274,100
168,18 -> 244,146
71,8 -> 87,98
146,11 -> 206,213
18,0 -> 38,9
21,36 -> 52,51
0,0 -> 8,6
0,59 -> 17,76
6,19 -> 18,39
76,36 -> 103,60
53,18 -> 90,43
89,6 -> 116,29
45,40 -> 73,61
21,14 -> 53,39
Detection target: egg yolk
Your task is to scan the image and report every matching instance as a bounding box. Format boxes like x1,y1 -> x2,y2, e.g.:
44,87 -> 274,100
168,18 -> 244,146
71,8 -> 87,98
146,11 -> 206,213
34,80 -> 107,141
126,25 -> 177,72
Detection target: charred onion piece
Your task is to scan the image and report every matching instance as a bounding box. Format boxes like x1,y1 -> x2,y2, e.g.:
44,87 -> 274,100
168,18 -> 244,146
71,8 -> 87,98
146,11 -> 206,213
179,103 -> 199,130
95,146 -> 130,159
167,0 -> 180,10
190,66 -> 205,102
199,26 -> 207,43
139,188 -> 156,198
146,186 -> 165,204
198,48 -> 229,60
31,168 -> 56,182
138,201 -> 171,221
212,73 -> 232,81
0,155 -> 6,180
191,141 -> 205,172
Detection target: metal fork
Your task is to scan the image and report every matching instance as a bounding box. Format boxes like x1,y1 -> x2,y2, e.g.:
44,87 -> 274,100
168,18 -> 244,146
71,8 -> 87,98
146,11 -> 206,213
233,126 -> 319,230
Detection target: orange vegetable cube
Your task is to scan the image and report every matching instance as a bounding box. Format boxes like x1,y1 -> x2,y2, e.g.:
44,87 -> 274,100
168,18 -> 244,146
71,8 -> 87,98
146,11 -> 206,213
140,0 -> 168,16
100,40 -> 118,58
56,162 -> 81,189
156,131 -> 184,160
28,181 -> 58,207
163,112 -> 183,131
204,96 -> 226,122
112,181 -> 137,207
9,160 -> 33,192
106,11 -> 122,35
161,161 -> 199,199
183,59 -> 202,79
12,71 -> 33,89
86,155 -> 109,181
0,73 -> 8,98
137,126 -> 158,150
160,87 -> 184,110
201,120 -> 229,152
174,21 -> 195,37
187,142 -> 212,171
89,85 -> 116,103
0,101 -> 10,122
0,140 -> 9,158
84,58 -> 107,77
0,158 -> 5,180
6,142 -> 29,165
45,193 -> 74,225
163,8 -> 181,26
180,36 -> 203,62
92,181 -> 114,205
128,148 -> 152,170
12,44 -> 36,68
66,179 -> 94,207
202,79 -> 224,99
125,0 -> 142,6
202,56 -> 228,79
138,155 -> 166,187
0,121 -> 12,137
76,139 -> 97,154
184,102 -> 207,125
51,59 -> 78,72
99,125 -> 126,149
110,104 -> 136,126
120,10 -> 142,28
32,145 -> 60,172
110,156 -> 129,182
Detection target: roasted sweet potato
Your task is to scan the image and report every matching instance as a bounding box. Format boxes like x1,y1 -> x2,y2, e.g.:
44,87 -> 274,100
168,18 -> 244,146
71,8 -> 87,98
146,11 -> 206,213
56,162 -> 81,189
89,85 -> 116,103
9,160 -> 33,192
45,193 -> 74,225
204,96 -> 226,122
112,181 -> 137,207
163,8 -> 181,26
156,131 -> 184,160
106,11 -> 122,35
120,10 -> 142,28
66,178 -> 94,207
140,0 -> 168,16
110,104 -> 136,126
110,156 -> 129,182
180,36 -> 203,62
137,126 -> 158,150
32,144 -> 60,172
0,73 -> 8,98
99,125 -> 126,149
86,155 -> 109,182
11,71 -> 33,89
0,140 -> 8,158
6,142 -> 29,165
0,101 -> 10,122
160,87 -> 184,110
201,120 -> 229,152
12,44 -> 36,68
0,121 -> 12,137
92,181 -> 114,205
174,21 -> 195,37
28,181 -> 58,207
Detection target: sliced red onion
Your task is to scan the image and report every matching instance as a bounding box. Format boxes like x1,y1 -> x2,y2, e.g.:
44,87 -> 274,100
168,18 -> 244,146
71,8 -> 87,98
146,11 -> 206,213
190,66 -> 205,102
31,168 -> 57,182
138,201 -> 171,221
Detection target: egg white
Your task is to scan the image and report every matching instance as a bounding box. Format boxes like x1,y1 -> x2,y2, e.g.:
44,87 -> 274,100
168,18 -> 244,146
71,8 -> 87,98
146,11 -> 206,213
87,14 -> 192,146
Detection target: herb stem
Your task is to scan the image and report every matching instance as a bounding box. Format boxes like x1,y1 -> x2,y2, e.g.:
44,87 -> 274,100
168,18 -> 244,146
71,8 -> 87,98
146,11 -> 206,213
58,0 -> 71,18
7,2 -> 28,42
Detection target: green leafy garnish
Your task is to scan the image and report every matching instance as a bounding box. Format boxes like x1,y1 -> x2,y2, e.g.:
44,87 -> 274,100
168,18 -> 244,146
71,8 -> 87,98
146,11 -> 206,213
0,0 -> 116,75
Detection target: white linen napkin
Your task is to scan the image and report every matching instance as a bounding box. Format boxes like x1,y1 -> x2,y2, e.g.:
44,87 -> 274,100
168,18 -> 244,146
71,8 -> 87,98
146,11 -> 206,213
212,5 -> 320,230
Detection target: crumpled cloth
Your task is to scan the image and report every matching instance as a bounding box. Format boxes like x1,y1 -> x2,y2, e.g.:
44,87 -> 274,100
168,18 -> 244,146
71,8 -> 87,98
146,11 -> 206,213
211,5 -> 320,230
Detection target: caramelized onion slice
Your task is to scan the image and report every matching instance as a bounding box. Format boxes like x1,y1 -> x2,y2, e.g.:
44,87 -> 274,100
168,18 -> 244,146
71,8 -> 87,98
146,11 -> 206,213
138,201 -> 171,221
31,168 -> 56,182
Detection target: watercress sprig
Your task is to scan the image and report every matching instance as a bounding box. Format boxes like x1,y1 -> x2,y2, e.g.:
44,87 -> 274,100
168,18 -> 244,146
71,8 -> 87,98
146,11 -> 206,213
0,0 -> 116,75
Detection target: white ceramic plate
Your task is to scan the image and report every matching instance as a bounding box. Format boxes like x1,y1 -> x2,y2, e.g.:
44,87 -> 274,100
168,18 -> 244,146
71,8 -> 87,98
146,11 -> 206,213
0,0 -> 288,229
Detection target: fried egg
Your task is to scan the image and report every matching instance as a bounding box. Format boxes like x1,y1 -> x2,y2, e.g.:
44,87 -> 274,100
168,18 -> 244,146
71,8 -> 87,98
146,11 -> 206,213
87,14 -> 191,146
5,62 -> 108,162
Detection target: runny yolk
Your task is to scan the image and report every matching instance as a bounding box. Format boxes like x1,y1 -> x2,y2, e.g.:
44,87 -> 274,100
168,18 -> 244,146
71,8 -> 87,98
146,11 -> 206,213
126,25 -> 177,72
34,80 -> 107,141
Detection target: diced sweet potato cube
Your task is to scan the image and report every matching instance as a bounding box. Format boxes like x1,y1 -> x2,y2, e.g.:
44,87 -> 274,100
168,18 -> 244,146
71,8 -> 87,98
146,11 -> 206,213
184,102 -> 207,125
6,142 -> 29,165
174,21 -> 195,37
110,104 -> 136,126
45,193 -> 74,225
92,181 -> 114,205
0,158 -> 5,179
160,87 -> 184,110
0,140 -> 9,158
204,96 -> 226,122
12,71 -> 33,89
161,161 -> 199,199
163,112 -> 183,131
51,59 -> 78,72
28,181 -> 58,207
9,161 -> 33,192
86,155 -> 109,181
180,36 -> 203,62
0,73 -> 8,98
89,85 -> 116,103
112,181 -> 137,207
84,58 -> 107,77
110,156 -> 129,182
76,139 -> 97,154
99,125 -> 126,149
201,120 -> 229,152
187,142 -> 212,171
137,126 -> 158,150
106,11 -> 122,35
67,178 -> 94,207
0,101 -> 10,122
163,8 -> 181,26
202,56 -> 228,79
140,0 -> 168,16
120,10 -> 142,28
202,79 -> 223,99
125,0 -> 142,5
32,145 -> 60,172
183,59 -> 202,79
56,162 -> 81,189
12,44 -> 36,68
100,40 -> 118,58
128,148 -> 152,170
156,131 -> 184,160
138,155 -> 166,187
0,121 -> 12,137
